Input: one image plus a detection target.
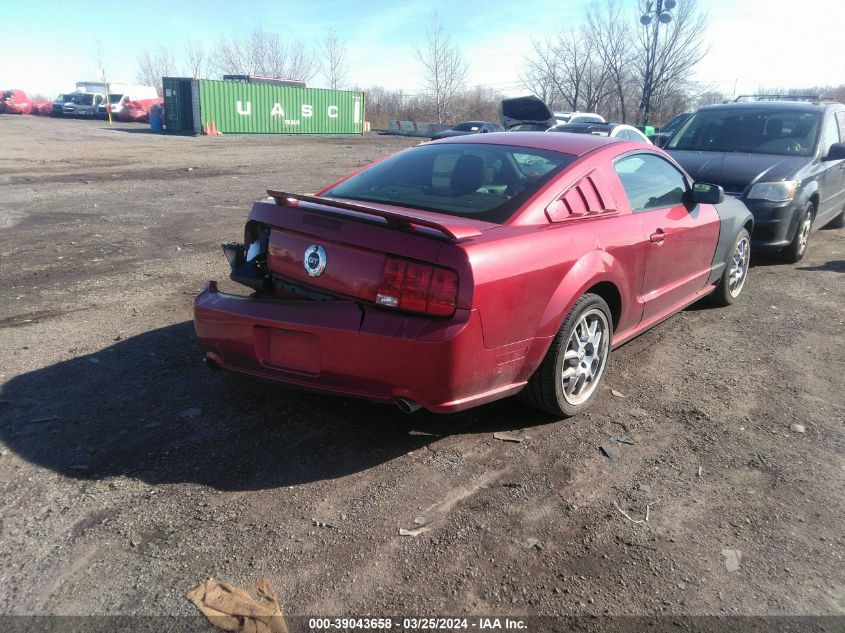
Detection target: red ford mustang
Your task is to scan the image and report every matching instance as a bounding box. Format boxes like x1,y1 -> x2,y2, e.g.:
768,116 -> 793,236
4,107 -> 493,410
194,133 -> 752,416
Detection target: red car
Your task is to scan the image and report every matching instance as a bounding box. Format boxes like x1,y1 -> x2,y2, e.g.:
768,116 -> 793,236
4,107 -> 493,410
1,89 -> 34,115
194,133 -> 752,416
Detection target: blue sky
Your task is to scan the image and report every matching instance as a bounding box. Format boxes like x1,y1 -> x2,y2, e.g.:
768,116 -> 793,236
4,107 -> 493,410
2,0 -> 842,97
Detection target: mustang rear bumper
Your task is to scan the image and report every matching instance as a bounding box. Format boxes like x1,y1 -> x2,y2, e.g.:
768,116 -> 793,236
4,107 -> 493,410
193,281 -> 527,413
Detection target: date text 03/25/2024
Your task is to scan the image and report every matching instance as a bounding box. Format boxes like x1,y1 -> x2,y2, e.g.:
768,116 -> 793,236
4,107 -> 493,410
308,617 -> 527,630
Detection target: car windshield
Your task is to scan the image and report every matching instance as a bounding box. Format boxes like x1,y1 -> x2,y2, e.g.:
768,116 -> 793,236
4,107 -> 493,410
108,94 -> 123,103
662,113 -> 689,133
72,93 -> 95,105
323,143 -> 577,223
453,122 -> 481,131
667,108 -> 820,156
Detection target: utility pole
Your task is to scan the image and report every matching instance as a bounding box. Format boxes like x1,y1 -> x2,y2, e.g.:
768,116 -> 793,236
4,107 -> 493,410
639,0 -> 676,126
99,68 -> 113,125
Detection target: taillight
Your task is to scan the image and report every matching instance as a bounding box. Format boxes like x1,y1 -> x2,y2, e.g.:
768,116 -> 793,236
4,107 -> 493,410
427,267 -> 459,316
376,257 -> 458,316
400,262 -> 433,312
375,259 -> 406,308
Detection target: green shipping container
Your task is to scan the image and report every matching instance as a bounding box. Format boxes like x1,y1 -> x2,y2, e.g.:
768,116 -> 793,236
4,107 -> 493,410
162,77 -> 200,134
197,79 -> 365,134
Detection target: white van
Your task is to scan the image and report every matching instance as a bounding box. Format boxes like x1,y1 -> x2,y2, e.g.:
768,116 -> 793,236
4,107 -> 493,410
97,85 -> 159,117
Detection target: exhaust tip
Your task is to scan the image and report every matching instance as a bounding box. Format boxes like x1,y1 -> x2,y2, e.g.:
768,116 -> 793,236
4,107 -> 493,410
396,398 -> 422,414
204,352 -> 224,370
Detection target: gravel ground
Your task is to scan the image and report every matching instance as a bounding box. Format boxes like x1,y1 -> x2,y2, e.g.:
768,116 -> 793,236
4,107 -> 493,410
0,116 -> 843,626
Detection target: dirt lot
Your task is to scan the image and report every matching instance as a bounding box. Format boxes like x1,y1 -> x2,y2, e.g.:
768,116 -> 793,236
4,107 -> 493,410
1,116 -> 843,627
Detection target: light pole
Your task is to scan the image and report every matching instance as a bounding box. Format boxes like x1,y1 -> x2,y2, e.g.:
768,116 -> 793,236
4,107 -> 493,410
639,0 -> 675,126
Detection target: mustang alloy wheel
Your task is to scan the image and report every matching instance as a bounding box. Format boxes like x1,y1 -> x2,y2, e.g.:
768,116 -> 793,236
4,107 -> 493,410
522,293 -> 613,416
561,308 -> 610,406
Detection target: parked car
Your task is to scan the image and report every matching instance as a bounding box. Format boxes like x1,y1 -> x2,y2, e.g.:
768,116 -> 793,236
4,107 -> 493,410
119,97 -> 163,123
34,101 -> 54,116
431,121 -> 504,140
500,95 -> 558,131
651,111 -> 692,147
548,122 -> 652,144
194,132 -> 752,416
63,92 -> 104,117
96,85 -> 158,119
666,99 -> 845,262
51,93 -> 72,116
554,111 -> 607,125
1,89 -> 34,114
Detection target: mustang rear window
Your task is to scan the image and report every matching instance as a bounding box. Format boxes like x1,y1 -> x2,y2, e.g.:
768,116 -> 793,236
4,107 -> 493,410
323,143 -> 577,223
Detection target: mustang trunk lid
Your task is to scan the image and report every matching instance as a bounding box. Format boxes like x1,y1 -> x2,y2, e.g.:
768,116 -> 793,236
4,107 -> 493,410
247,193 -> 490,304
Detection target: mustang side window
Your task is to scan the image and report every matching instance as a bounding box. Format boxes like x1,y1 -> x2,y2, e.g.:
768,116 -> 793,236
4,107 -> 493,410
614,154 -> 687,212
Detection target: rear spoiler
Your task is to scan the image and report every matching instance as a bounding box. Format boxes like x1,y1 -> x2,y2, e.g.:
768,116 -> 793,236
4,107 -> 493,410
267,190 -> 482,242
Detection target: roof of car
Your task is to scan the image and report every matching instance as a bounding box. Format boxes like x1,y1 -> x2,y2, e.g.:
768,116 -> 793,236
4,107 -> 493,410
698,101 -> 842,112
430,131 -> 623,155
554,122 -> 616,131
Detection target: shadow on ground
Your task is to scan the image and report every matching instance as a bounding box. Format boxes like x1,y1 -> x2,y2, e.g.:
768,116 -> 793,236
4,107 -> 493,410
797,259 -> 845,273
0,322 -> 553,491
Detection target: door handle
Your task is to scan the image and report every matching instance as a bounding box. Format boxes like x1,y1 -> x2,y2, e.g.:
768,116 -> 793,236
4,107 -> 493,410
650,229 -> 666,243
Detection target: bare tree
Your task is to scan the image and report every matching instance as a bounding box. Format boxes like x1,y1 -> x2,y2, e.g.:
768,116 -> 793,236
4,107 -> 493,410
415,10 -> 468,123
520,27 -> 613,114
585,0 -> 635,121
210,28 -> 318,83
286,40 -> 319,83
92,39 -> 108,82
359,83 -> 503,130
318,30 -> 349,89
520,38 -> 566,107
137,48 -> 177,95
520,0 -> 708,126
518,42 -> 558,105
696,90 -> 726,107
184,40 -> 206,79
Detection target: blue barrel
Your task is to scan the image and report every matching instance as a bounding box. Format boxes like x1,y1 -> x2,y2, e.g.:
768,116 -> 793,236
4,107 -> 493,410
149,104 -> 163,132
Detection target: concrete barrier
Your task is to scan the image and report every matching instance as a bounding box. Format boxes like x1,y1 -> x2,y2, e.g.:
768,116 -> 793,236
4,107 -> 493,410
386,120 -> 450,137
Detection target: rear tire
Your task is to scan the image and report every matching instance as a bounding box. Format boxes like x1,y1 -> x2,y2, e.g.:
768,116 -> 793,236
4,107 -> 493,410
780,203 -> 813,263
710,228 -> 750,306
521,293 -> 612,417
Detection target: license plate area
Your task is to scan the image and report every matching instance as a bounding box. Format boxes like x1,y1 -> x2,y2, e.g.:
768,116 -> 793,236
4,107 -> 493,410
254,326 -> 320,376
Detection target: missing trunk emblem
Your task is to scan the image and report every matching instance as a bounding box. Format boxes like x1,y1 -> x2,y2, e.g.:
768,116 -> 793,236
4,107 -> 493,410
304,245 -> 327,277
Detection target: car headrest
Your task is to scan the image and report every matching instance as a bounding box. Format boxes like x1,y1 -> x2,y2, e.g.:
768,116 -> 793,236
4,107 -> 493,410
451,154 -> 485,195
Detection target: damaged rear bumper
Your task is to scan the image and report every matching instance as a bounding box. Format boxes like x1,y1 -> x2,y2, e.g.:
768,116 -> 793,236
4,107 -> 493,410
193,281 -> 525,413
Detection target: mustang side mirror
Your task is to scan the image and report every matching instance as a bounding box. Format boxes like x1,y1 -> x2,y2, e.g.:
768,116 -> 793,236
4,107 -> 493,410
689,182 -> 724,205
824,142 -> 845,161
